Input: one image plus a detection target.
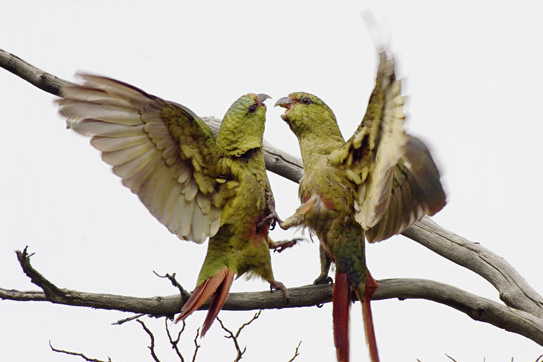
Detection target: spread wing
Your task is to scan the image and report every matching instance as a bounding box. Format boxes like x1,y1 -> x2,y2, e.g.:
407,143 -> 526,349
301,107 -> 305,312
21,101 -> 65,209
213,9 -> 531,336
329,51 -> 445,241
365,136 -> 446,242
329,51 -> 408,230
57,74 -> 224,243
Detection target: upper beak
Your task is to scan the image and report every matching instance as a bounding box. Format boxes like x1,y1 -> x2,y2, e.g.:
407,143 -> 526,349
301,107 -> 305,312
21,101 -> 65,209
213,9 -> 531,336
274,96 -> 292,109
258,93 -> 271,105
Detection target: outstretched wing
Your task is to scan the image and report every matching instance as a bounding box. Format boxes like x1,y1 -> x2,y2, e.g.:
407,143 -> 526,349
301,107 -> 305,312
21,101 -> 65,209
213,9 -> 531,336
57,74 -> 223,243
365,136 -> 446,242
329,50 -> 408,230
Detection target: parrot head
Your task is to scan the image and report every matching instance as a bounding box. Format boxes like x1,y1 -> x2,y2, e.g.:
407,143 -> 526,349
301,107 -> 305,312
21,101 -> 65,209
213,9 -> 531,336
274,92 -> 339,139
217,93 -> 270,156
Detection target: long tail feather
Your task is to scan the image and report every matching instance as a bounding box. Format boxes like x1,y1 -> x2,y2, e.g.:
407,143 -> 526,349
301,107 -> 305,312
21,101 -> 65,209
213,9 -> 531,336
356,270 -> 380,362
176,267 -> 230,323
201,269 -> 235,336
333,272 -> 351,362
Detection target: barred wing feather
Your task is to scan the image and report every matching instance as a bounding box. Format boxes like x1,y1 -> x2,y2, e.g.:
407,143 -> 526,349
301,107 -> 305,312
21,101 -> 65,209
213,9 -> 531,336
57,74 -> 223,243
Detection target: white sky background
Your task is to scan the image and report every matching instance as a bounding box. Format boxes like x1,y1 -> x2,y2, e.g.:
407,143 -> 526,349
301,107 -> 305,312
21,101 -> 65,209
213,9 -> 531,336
1,1 -> 542,361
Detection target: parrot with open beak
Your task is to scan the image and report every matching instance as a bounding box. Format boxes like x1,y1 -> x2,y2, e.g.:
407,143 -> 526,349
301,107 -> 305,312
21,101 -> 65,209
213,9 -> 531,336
275,50 -> 446,361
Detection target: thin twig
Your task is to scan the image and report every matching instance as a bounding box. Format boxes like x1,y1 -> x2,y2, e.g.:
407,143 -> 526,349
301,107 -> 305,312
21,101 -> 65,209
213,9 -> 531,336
112,313 -> 145,326
165,318 -> 185,362
49,341 -> 112,362
154,271 -> 190,301
137,319 -> 161,362
445,353 -> 458,362
192,328 -> 201,362
217,317 -> 247,362
287,341 -> 302,362
217,311 -> 262,362
234,310 -> 261,339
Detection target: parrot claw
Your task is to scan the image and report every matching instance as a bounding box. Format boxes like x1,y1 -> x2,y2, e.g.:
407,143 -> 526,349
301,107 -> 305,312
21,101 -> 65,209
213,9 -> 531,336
258,211 -> 283,231
270,238 -> 303,253
313,274 -> 333,285
269,281 -> 290,301
258,189 -> 283,230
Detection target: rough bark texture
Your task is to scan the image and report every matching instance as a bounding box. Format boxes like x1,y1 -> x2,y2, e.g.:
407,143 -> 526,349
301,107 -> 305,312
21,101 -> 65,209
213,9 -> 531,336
1,47 -> 543,346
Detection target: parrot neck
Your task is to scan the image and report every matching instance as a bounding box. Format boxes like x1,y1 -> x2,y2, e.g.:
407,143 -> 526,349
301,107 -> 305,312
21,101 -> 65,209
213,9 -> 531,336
298,132 -> 344,164
217,130 -> 263,157
217,106 -> 265,157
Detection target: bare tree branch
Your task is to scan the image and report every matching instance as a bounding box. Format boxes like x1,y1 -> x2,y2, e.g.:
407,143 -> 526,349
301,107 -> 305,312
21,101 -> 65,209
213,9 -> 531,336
0,48 -> 68,96
2,248 -> 543,345
377,278 -> 543,345
2,47 -> 543,348
0,48 -> 303,184
403,218 -> 543,317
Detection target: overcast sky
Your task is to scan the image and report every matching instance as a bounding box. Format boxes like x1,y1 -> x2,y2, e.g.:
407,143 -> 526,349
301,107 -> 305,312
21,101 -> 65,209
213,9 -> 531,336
1,1 -> 543,361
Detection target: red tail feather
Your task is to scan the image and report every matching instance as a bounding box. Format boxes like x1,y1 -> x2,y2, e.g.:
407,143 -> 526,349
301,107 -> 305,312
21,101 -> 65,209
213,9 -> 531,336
333,272 -> 351,362
176,267 -> 235,336
358,270 -> 380,362
201,269 -> 235,336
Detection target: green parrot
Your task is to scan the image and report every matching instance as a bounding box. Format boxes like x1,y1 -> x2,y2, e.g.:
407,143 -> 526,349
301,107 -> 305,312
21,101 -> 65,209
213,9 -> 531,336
275,50 -> 446,362
57,75 -> 289,335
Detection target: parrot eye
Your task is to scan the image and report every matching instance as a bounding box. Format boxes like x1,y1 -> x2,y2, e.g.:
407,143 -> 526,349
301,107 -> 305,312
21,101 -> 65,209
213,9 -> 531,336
301,97 -> 313,105
248,104 -> 257,113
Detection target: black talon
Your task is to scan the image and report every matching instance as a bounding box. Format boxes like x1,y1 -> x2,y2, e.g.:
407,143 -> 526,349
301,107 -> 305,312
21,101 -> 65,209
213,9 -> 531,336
313,275 -> 333,285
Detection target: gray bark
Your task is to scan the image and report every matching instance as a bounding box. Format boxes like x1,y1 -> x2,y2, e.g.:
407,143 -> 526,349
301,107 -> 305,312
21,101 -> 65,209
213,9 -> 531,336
1,47 -> 542,346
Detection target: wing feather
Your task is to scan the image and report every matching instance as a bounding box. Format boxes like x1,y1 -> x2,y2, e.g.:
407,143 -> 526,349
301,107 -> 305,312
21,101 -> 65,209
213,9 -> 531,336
355,52 -> 408,229
366,136 -> 446,242
330,51 -> 445,239
329,51 -> 408,228
58,74 -> 227,243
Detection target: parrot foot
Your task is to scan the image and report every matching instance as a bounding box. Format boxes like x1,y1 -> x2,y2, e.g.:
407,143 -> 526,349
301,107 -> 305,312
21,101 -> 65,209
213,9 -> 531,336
313,273 -> 333,285
270,238 -> 303,253
269,281 -> 290,301
258,211 -> 283,231
258,189 -> 283,230
280,195 -> 315,230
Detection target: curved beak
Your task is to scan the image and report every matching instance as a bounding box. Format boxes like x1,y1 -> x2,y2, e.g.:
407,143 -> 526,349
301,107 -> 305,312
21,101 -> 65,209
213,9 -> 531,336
258,93 -> 271,105
274,96 -> 292,109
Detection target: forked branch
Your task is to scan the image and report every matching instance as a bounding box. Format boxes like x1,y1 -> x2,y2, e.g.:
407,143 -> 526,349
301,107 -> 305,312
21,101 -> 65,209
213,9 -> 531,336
1,48 -> 543,347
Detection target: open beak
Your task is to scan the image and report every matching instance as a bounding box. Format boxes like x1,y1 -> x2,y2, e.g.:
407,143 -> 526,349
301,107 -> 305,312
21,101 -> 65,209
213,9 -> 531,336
274,96 -> 292,109
258,93 -> 271,106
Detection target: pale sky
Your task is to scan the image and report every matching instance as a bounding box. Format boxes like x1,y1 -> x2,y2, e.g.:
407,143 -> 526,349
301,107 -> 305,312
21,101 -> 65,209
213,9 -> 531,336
1,1 -> 543,361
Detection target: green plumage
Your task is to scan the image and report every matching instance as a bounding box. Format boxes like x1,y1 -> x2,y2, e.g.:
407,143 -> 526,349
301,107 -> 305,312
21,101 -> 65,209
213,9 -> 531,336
197,147 -> 274,285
